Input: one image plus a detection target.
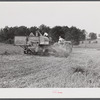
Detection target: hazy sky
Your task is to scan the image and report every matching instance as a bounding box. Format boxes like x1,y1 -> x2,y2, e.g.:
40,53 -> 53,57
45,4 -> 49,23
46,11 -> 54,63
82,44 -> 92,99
0,2 -> 100,34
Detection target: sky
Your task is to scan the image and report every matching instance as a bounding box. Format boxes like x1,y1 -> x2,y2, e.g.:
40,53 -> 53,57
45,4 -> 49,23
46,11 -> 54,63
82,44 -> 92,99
0,2 -> 100,34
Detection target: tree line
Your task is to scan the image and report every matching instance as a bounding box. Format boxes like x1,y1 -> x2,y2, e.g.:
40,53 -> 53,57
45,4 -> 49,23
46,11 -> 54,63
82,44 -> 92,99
0,24 -> 97,45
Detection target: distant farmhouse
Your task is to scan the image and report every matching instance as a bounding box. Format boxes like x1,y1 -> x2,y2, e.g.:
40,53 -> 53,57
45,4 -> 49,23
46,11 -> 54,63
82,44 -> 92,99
80,32 -> 100,44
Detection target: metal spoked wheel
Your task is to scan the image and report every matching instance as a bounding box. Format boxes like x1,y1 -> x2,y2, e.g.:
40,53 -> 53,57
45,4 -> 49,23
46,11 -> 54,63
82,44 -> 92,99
24,49 -> 28,54
24,50 -> 27,54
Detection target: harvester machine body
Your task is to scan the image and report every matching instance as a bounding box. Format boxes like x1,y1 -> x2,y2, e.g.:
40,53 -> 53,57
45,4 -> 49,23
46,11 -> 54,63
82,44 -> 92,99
14,32 -> 50,55
27,35 -> 50,55
14,32 -> 72,57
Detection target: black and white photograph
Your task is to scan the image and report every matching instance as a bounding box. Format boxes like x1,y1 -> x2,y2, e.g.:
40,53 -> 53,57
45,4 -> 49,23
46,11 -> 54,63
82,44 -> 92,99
0,1 -> 100,90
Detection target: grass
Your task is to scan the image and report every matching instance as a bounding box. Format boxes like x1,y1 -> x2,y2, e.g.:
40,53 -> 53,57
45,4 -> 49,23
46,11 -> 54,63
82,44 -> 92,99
0,43 -> 100,88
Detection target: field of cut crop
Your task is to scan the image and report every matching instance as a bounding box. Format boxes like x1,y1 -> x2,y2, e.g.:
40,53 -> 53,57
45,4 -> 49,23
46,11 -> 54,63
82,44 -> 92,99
0,43 -> 100,88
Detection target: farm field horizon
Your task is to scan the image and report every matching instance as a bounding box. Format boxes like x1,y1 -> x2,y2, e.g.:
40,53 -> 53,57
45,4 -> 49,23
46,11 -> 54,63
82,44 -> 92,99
0,43 -> 100,88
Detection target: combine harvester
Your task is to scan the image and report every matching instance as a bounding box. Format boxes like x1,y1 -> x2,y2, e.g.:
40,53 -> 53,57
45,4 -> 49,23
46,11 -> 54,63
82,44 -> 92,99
14,31 -> 72,57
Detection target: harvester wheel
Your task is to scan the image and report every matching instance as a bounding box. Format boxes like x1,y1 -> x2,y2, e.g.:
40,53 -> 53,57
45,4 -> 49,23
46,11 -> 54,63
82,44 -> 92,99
27,49 -> 33,55
24,48 -> 28,54
24,50 -> 27,54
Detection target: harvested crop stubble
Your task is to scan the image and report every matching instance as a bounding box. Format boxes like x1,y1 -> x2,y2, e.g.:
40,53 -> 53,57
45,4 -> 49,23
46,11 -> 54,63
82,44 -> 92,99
0,43 -> 23,55
1,43 -> 100,88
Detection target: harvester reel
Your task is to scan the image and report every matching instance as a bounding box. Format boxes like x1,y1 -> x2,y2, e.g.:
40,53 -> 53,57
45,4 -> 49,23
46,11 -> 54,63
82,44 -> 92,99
49,41 -> 72,57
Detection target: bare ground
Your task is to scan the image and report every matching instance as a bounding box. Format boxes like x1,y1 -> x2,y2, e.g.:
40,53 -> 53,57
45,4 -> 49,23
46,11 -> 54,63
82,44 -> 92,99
0,43 -> 100,88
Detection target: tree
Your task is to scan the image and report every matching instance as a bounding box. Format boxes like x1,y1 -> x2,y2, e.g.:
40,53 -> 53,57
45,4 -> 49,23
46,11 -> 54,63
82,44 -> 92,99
2,26 -> 9,41
49,26 -> 65,43
62,26 -> 71,41
89,32 -> 97,40
69,26 -> 81,45
0,28 -> 6,41
29,26 -> 38,36
39,24 -> 51,35
15,26 -> 29,36
0,25 -> 88,45
79,29 -> 86,41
